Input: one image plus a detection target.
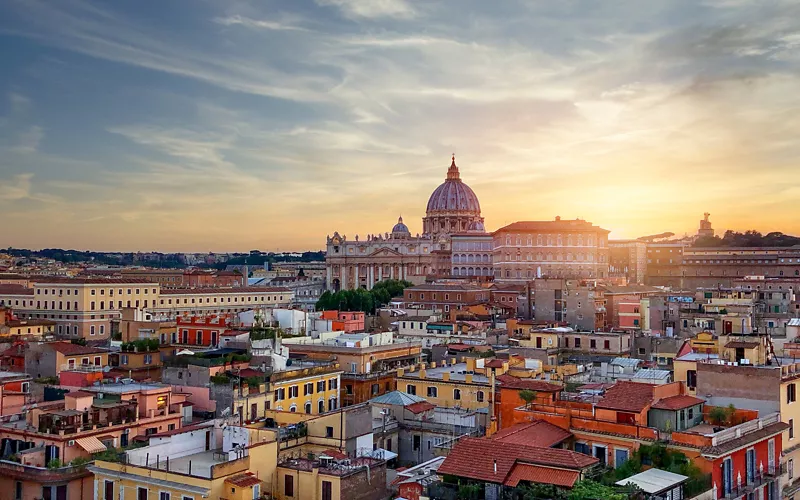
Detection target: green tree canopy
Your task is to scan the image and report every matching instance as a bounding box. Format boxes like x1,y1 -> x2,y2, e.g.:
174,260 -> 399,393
316,279 -> 412,313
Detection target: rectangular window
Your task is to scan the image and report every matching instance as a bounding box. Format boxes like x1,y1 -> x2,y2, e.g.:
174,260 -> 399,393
138,488 -> 148,500
590,339 -> 596,349
791,419 -> 795,439
687,370 -> 697,389
604,340 -> 610,350
789,383 -> 797,404
326,426 -> 334,438
284,475 -> 294,497
160,493 -> 171,500
575,338 -> 581,348
322,481 -> 332,500
427,386 -> 437,397
413,435 -> 421,450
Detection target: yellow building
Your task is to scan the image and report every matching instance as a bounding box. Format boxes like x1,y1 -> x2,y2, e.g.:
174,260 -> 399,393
689,331 -> 719,354
270,363 -> 343,415
89,423 -> 277,500
396,356 -> 543,412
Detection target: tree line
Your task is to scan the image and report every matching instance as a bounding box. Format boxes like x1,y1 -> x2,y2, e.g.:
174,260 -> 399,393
315,279 -> 413,313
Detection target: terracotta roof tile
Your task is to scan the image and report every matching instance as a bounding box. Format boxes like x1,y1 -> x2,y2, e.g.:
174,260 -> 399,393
226,472 -> 262,487
504,463 -> 580,488
595,381 -> 655,413
439,437 -> 597,484
724,341 -> 760,349
497,374 -> 562,392
48,342 -> 110,356
406,401 -> 436,414
651,395 -> 705,411
491,421 -> 572,448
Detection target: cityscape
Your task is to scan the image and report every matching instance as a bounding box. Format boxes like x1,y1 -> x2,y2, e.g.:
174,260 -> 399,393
2,1 -> 800,500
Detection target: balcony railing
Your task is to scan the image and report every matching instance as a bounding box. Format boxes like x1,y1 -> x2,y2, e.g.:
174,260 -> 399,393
721,463 -> 784,499
0,460 -> 91,483
61,363 -> 104,372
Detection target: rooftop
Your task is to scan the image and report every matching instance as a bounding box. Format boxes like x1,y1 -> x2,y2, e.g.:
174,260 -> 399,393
493,219 -> 609,234
83,382 -> 170,394
616,468 -> 688,495
651,395 -> 705,411
400,363 -> 489,384
496,374 -> 562,392
48,342 -> 110,356
0,285 -> 34,295
160,286 -> 289,295
595,382 -> 656,413
369,390 -> 426,406
439,437 -> 597,484
490,420 -> 572,448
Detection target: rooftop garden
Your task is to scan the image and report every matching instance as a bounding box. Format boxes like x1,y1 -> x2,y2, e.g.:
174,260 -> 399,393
121,338 -> 161,353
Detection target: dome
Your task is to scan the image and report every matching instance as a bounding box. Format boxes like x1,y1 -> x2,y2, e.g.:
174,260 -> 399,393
467,220 -> 486,232
426,156 -> 481,215
391,216 -> 411,236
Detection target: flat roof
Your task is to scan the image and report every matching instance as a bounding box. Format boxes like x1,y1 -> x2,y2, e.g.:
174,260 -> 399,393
84,382 -> 170,393
401,363 -> 490,384
616,468 -> 688,494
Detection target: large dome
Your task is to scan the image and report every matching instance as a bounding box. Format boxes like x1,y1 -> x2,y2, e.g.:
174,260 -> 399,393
426,156 -> 481,215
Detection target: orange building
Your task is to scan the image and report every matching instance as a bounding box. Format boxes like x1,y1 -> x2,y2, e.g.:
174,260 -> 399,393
176,314 -> 232,347
320,310 -> 365,332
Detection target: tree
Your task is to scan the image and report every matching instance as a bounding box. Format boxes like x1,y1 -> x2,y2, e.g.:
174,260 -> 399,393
568,480 -> 628,500
709,406 -> 729,425
519,389 -> 537,408
315,279 -> 412,313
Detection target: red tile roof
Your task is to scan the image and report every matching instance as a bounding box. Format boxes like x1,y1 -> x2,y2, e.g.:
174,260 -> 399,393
724,341 -> 760,349
0,284 -> 34,295
490,421 -> 572,448
160,287 -> 289,295
48,342 -> 110,356
485,359 -> 506,368
226,472 -> 262,487
439,437 -> 597,484
321,449 -> 348,460
406,401 -> 436,414
504,463 -> 580,488
651,395 -> 705,411
445,343 -> 473,352
595,381 -> 655,413
496,374 -> 562,392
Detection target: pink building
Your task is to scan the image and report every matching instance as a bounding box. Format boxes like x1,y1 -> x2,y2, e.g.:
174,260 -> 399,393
321,310 -> 365,332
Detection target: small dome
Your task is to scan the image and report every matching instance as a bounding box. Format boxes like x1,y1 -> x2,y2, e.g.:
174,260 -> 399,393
467,220 -> 486,232
391,216 -> 410,236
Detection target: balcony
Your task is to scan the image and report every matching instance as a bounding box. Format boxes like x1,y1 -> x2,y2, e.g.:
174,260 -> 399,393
60,363 -> 104,373
720,463 -> 784,499
0,459 -> 91,483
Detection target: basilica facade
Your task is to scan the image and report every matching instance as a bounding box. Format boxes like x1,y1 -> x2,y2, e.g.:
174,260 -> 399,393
325,156 -> 486,291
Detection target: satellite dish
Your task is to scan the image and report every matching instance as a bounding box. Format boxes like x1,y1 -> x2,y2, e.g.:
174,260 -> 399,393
103,366 -> 112,372
221,407 -> 231,417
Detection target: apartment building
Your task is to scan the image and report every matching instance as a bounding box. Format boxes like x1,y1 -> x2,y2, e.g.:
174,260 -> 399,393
533,278 -> 605,331
0,307 -> 55,339
150,287 -> 292,318
24,342 -> 111,379
502,381 -> 786,499
492,217 -> 610,282
284,333 -> 422,406
0,278 -> 160,339
89,423 -> 276,500
0,383 -> 190,500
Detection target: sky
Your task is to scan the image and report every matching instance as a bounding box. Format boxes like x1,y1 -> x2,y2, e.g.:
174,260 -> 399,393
1,0 -> 799,252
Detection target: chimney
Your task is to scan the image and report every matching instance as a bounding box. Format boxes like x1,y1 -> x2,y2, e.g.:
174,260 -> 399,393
442,372 -> 450,381
465,374 -> 473,384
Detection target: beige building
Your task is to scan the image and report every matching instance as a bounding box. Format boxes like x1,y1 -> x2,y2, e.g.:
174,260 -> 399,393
492,217 -> 610,283
0,278 -> 160,339
151,287 -> 293,318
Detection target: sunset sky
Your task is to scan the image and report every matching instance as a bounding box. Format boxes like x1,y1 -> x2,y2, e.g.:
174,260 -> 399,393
1,0 -> 799,252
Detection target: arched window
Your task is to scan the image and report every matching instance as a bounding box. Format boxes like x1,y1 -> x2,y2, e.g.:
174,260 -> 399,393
526,235 -> 532,246
537,234 -> 543,246
567,235 -> 572,246
506,236 -> 512,245
577,235 -> 583,246
305,402 -> 312,414
557,234 -> 563,246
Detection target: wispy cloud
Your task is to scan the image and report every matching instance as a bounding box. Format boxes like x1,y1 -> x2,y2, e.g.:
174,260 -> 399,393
1,0 -> 800,250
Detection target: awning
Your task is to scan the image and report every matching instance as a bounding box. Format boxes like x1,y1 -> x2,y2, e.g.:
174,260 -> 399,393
76,436 -> 107,454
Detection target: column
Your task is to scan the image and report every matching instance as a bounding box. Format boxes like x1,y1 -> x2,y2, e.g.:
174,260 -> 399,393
378,265 -> 383,282
354,264 -> 360,288
327,266 -> 332,289
341,265 -> 348,290
390,265 -> 395,280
